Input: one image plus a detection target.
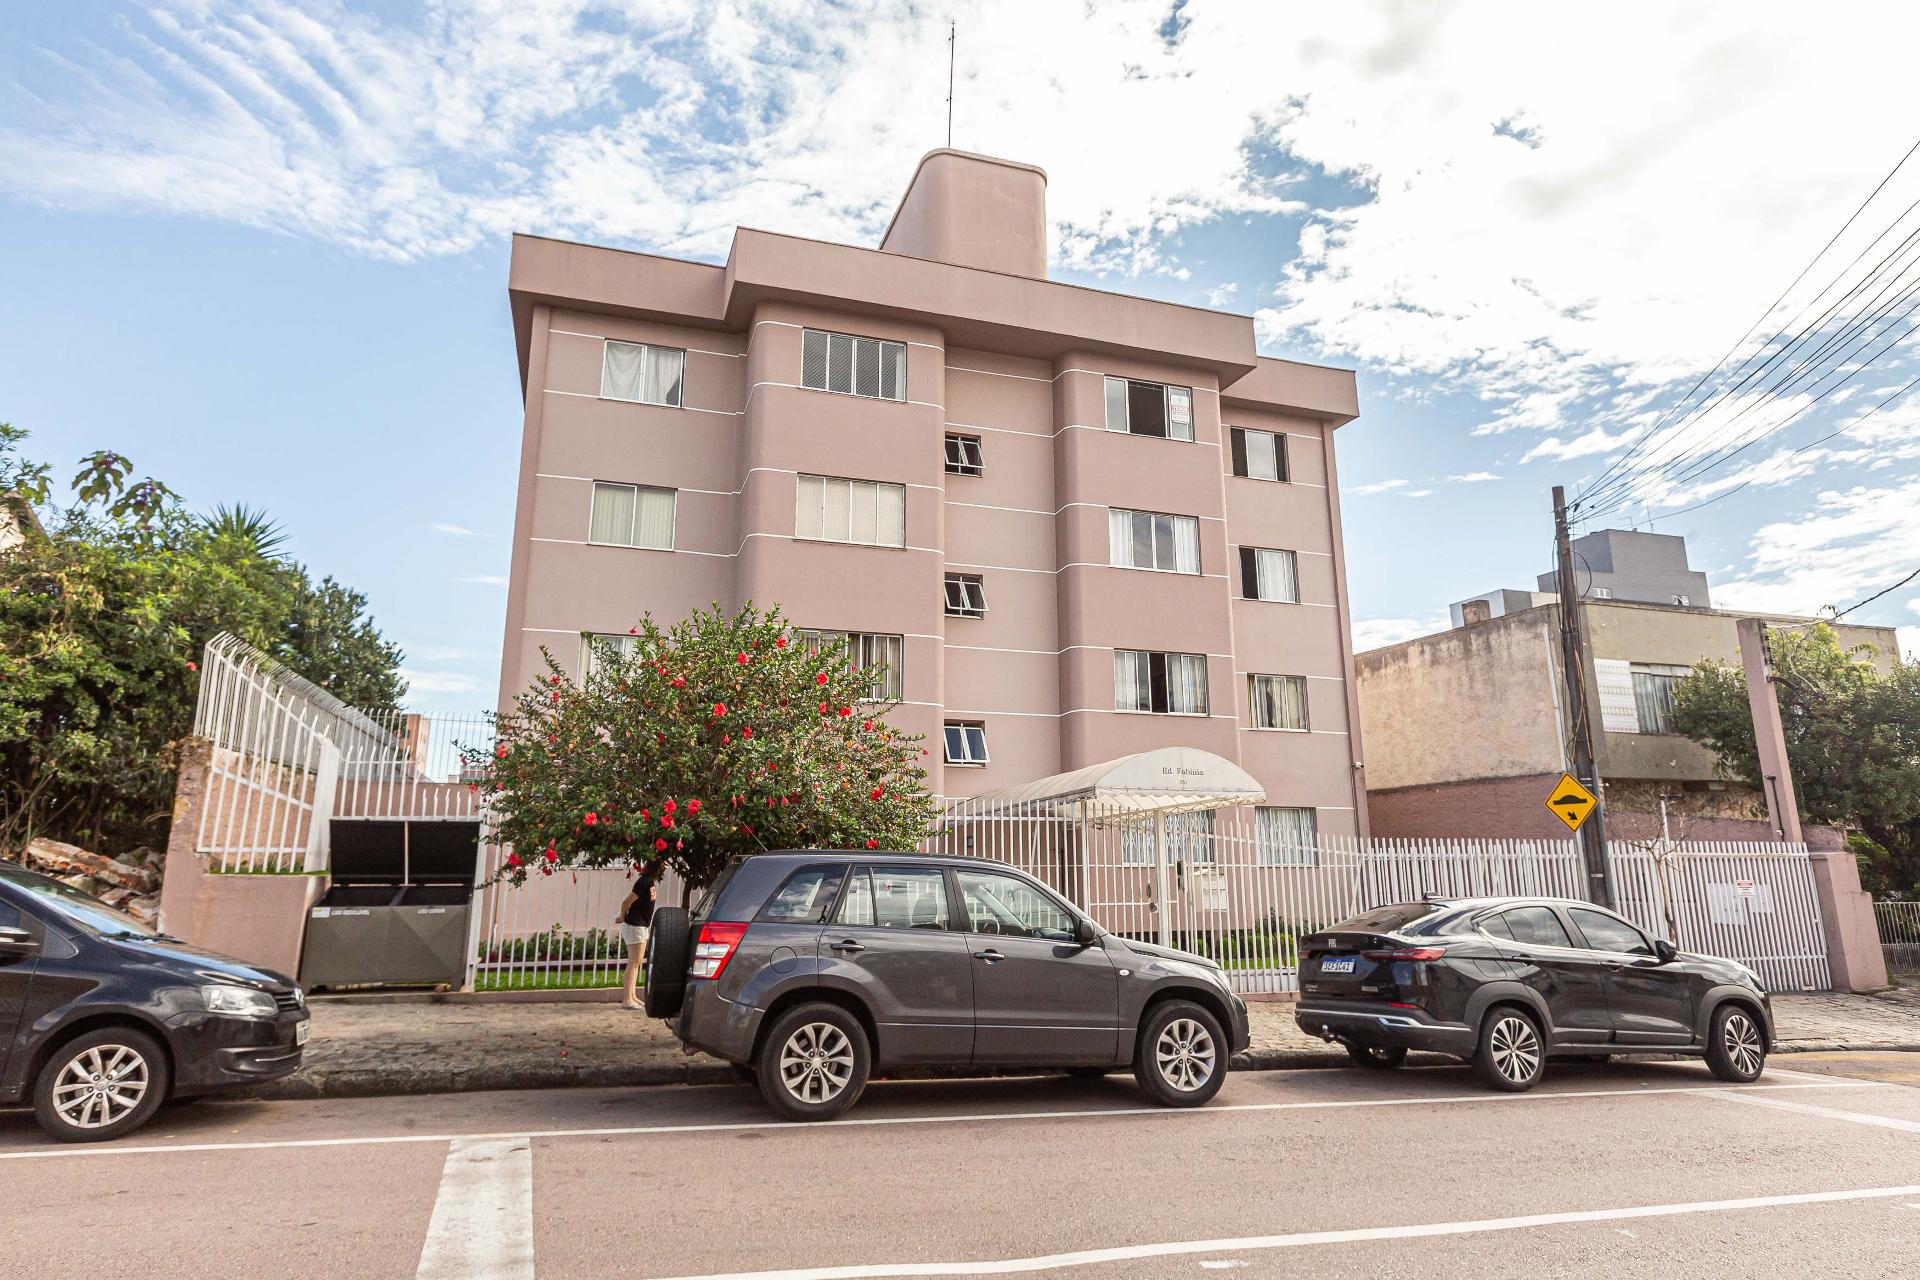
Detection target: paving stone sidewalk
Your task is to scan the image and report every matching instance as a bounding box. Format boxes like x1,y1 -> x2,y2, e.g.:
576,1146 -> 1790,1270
255,985 -> 1920,1100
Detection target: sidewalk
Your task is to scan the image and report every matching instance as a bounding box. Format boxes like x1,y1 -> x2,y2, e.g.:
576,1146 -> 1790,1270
256,986 -> 1920,1100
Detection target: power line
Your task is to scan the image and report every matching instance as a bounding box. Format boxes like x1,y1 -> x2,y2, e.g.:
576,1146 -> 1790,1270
1828,566 -> 1920,623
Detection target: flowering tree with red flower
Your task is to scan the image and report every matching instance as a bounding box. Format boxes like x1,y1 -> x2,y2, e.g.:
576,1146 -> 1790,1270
467,603 -> 935,892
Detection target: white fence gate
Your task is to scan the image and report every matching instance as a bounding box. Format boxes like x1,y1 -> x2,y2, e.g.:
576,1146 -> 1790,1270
1607,842 -> 1831,992
1876,901 -> 1920,977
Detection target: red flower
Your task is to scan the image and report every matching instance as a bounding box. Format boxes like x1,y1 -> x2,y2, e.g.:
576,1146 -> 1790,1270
722,734 -> 731,745
839,706 -> 852,718
549,675 -> 560,686
743,824 -> 755,835
861,719 -> 873,731
775,636 -> 789,649
870,787 -> 884,800
713,702 -> 727,717
550,691 -> 560,704
640,808 -> 650,819
187,660 -> 198,673
864,839 -> 878,850
664,799 -> 678,814
583,812 -> 598,826
506,852 -> 523,868
543,846 -> 558,864
672,676 -> 685,687
662,815 -> 675,829
540,864 -> 553,876
736,652 -> 749,665
654,838 -> 668,851
688,799 -> 702,813
657,733 -> 666,744
628,626 -> 638,635
815,672 -> 828,685
740,725 -> 752,738
496,745 -> 508,759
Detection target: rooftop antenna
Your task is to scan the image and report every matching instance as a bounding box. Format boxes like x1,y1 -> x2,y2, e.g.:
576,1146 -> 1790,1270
946,21 -> 956,148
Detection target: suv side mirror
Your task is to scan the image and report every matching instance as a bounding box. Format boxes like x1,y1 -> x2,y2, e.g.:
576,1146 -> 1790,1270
1074,918 -> 1099,947
1654,938 -> 1678,963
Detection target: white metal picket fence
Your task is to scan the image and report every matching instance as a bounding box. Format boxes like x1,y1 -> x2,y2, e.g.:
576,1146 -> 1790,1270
466,851 -> 690,992
1875,900 -> 1920,977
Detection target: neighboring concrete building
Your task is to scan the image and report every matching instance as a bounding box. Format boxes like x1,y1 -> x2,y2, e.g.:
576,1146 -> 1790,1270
1359,533 -> 1897,843
498,149 -> 1368,837
1537,527 -> 1711,608
0,491 -> 43,554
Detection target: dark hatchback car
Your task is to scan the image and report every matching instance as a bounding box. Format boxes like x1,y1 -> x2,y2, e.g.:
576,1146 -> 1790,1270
0,862 -> 310,1142
644,851 -> 1251,1120
1296,897 -> 1772,1091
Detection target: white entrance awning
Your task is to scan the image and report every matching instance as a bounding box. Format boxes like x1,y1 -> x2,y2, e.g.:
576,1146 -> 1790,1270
951,747 -> 1265,820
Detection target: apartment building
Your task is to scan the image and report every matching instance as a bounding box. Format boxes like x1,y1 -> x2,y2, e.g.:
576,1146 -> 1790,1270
498,149 -> 1366,838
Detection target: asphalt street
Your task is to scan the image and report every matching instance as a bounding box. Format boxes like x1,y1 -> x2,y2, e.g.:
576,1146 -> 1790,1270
7,1055 -> 1920,1279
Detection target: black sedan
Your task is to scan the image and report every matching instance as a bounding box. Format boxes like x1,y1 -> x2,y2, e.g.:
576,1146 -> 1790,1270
1296,897 -> 1771,1091
0,861 -> 310,1142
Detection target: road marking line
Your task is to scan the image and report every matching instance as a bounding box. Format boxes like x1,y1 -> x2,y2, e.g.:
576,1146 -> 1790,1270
1709,1089 -> 1920,1134
416,1138 -> 534,1280
0,1077 -> 1881,1162
649,1184 -> 1920,1279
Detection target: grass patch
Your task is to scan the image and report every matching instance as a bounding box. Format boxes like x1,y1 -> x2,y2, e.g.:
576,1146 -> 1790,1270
473,967 -> 632,993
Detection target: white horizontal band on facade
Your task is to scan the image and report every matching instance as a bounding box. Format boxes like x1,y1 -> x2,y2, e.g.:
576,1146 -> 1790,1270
947,499 -> 1226,523
746,379 -> 945,411
545,328 -> 745,361
542,388 -> 745,417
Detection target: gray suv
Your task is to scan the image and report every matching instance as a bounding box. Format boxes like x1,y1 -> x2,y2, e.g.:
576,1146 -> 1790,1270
644,851 -> 1250,1120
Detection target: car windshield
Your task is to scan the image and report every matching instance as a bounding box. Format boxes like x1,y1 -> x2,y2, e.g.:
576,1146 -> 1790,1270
2,867 -> 157,939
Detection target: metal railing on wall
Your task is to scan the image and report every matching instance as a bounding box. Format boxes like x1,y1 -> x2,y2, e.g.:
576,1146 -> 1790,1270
1876,900 -> 1920,977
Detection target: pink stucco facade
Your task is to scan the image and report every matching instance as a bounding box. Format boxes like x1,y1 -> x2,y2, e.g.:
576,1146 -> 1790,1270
499,150 -> 1366,835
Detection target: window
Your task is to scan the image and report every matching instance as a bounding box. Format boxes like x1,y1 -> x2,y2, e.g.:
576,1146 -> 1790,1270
944,433 -> 983,476
1249,674 -> 1309,730
1239,547 -> 1300,603
581,633 -> 638,680
1256,807 -> 1318,865
943,721 -> 988,765
1569,908 -> 1656,957
1118,811 -> 1215,866
1114,650 -> 1209,715
801,329 -> 906,400
1228,427 -> 1288,481
833,866 -> 948,929
956,869 -> 1078,942
794,629 -> 903,701
757,866 -> 846,924
1104,376 -> 1193,441
1108,508 -> 1200,574
1497,906 -> 1576,949
943,573 -> 987,618
1592,587 -> 1614,599
1631,663 -> 1691,735
795,474 -> 906,547
601,340 -> 685,407
589,482 -> 675,550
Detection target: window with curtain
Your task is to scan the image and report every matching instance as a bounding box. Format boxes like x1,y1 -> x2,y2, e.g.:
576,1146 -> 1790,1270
794,629 -> 904,701
1117,811 -> 1216,865
600,340 -> 686,407
1630,662 -> 1692,734
1228,427 -> 1288,481
1103,376 -> 1194,441
580,633 -> 639,680
1256,807 -> 1318,866
795,474 -> 906,548
1108,508 -> 1200,573
1238,547 -> 1300,603
588,481 -> 675,550
1113,650 -> 1208,715
800,329 -> 907,400
1249,673 -> 1310,730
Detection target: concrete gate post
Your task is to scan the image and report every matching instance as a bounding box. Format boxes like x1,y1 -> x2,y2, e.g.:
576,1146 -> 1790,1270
1807,848 -> 1888,993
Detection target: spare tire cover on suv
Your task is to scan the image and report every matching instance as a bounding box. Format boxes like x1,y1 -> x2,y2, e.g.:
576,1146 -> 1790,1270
644,907 -> 692,1017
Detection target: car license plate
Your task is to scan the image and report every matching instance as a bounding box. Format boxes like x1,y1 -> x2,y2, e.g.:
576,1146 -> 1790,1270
1321,957 -> 1356,975
296,1020 -> 310,1047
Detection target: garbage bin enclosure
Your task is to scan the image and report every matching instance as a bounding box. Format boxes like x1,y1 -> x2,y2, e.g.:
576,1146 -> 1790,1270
300,819 -> 480,989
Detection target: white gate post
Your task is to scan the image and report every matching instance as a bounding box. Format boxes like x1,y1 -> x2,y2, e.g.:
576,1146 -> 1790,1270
1153,813 -> 1172,948
302,740 -> 341,873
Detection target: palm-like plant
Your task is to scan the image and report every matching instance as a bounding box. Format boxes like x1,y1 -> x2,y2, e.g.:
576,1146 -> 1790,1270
204,503 -> 288,559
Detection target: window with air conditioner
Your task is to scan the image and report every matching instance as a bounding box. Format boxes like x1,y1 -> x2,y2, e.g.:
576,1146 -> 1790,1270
943,573 -> 986,618
800,329 -> 907,401
588,482 -> 676,550
1249,673 -> 1309,730
1256,807 -> 1318,866
1108,508 -> 1200,574
944,433 -> 983,476
1239,547 -> 1300,603
1114,650 -> 1209,715
1228,427 -> 1288,482
1104,376 -> 1194,441
795,474 -> 906,548
600,340 -> 685,407
793,629 -> 904,701
943,721 -> 989,765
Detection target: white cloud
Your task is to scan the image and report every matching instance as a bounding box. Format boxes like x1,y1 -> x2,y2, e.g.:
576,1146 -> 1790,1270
1521,424 -> 1642,464
430,522 -> 476,537
1352,615 -> 1446,651
401,669 -> 487,696
1348,478 -> 1408,496
1713,477 -> 1920,618
1405,489 -> 1434,498
1206,282 -> 1239,309
1447,471 -> 1501,483
458,573 -> 508,588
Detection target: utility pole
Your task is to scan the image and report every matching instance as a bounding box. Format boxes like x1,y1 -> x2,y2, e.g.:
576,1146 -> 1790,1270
946,22 -> 956,148
1552,485 -> 1614,906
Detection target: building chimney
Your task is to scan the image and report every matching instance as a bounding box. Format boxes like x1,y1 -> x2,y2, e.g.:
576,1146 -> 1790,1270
879,149 -> 1048,278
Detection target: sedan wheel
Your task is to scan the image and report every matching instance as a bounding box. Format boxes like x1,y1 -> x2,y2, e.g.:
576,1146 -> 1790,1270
1474,1009 -> 1544,1092
1706,1005 -> 1767,1083
33,1027 -> 170,1143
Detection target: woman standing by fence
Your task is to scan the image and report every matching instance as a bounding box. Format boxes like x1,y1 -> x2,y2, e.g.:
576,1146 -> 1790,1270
618,864 -> 658,1010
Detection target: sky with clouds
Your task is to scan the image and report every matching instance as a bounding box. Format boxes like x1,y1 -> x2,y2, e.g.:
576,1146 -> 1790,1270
4,0 -> 1919,710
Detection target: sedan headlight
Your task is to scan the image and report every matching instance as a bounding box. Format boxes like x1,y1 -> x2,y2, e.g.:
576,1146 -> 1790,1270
202,984 -> 278,1018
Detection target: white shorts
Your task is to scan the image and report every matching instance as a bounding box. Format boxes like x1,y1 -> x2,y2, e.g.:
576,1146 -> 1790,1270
619,923 -> 650,948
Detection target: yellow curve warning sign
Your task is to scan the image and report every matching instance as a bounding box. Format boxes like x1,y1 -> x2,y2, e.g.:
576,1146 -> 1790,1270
1545,773 -> 1598,832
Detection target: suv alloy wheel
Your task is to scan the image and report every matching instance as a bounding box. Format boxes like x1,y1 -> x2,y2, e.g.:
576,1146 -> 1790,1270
1134,1000 -> 1228,1107
755,1002 -> 871,1121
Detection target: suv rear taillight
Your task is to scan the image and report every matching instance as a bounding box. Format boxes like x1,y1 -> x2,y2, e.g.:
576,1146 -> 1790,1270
1361,946 -> 1446,962
690,921 -> 749,980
